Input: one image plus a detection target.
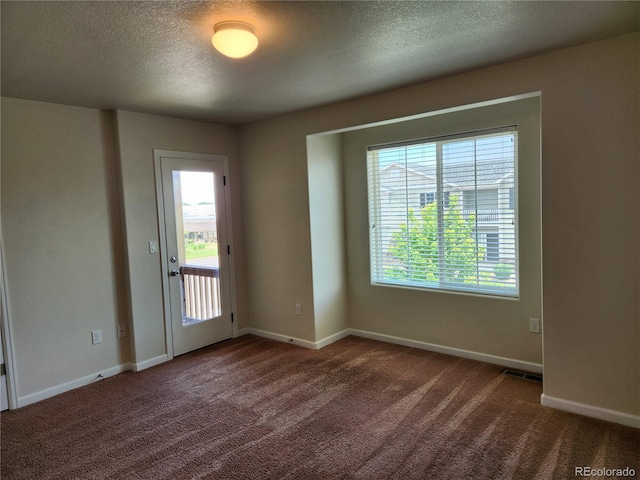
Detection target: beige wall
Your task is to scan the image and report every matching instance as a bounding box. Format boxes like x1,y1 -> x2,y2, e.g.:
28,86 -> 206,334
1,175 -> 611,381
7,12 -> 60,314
1,98 -> 129,398
239,120 -> 316,340
342,96 -> 542,364
0,101 -> 247,399
114,110 -> 245,365
308,134 -> 349,341
539,36 -> 639,415
240,33 -> 639,416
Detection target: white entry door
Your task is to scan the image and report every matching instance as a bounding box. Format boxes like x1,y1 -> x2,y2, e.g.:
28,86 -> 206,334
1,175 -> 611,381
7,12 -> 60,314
0,326 -> 8,411
157,152 -> 234,356
0,248 -> 10,411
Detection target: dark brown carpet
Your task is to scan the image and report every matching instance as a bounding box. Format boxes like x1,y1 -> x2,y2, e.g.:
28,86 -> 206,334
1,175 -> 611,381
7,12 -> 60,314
1,335 -> 638,479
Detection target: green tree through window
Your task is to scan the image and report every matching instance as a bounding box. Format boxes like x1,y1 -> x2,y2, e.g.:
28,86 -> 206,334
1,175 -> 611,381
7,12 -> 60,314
387,195 -> 482,285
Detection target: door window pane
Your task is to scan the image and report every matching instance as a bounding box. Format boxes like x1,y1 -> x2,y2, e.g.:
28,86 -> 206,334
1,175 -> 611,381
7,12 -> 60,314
172,171 -> 222,324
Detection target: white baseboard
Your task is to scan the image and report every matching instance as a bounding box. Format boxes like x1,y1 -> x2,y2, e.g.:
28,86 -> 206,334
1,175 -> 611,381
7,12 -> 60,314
240,327 -> 351,350
132,354 -> 168,372
15,330 -> 637,429
238,327 -> 541,374
541,394 -> 640,429
242,328 -> 319,349
236,327 -> 250,337
349,328 -> 543,374
17,363 -> 131,408
18,353 -> 170,407
316,329 -> 351,349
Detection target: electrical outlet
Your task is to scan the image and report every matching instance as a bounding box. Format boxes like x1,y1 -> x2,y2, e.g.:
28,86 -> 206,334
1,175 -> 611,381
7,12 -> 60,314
117,324 -> 126,338
91,329 -> 102,345
295,303 -> 302,316
529,318 -> 540,334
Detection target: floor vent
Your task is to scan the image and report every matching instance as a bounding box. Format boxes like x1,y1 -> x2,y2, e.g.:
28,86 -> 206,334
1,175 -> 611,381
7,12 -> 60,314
502,368 -> 542,382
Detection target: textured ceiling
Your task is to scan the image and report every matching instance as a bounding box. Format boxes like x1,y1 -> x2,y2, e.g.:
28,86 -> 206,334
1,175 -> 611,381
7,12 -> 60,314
2,1 -> 638,125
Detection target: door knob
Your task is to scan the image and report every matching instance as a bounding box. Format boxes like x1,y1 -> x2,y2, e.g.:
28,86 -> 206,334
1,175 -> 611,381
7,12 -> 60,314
170,269 -> 180,277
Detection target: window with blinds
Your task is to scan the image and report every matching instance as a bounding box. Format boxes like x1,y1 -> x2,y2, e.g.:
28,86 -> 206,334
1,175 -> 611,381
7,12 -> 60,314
367,126 -> 518,298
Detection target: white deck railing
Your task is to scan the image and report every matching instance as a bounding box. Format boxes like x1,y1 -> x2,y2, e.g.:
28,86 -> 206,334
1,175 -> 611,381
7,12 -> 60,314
462,209 -> 500,222
180,265 -> 221,322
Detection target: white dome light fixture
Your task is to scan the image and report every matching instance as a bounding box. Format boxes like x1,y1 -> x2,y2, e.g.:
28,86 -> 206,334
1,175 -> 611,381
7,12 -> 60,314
212,21 -> 258,59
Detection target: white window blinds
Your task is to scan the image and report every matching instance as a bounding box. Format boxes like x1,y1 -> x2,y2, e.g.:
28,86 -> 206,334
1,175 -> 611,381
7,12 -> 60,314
367,126 -> 518,297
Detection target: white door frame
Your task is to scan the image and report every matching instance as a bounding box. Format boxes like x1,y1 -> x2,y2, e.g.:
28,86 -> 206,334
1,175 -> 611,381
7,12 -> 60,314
153,150 -> 238,360
0,231 -> 19,410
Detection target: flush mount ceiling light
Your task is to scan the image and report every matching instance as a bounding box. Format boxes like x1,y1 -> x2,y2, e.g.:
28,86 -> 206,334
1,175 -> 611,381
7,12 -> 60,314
211,21 -> 258,59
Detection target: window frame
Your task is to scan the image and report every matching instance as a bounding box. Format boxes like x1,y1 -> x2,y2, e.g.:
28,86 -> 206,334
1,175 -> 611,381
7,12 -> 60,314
419,192 -> 435,208
367,125 -> 519,299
